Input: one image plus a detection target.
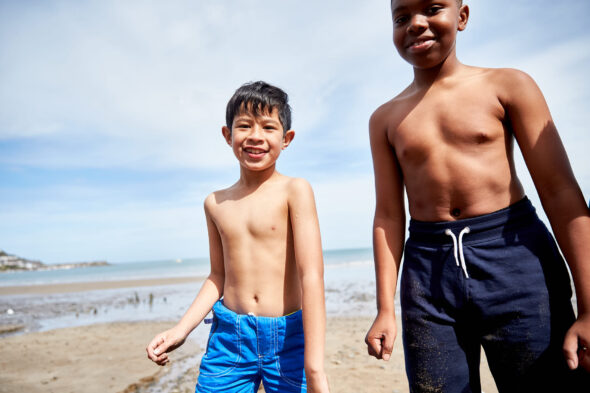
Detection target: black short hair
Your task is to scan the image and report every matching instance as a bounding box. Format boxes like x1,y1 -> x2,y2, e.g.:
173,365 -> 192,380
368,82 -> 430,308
226,81 -> 292,132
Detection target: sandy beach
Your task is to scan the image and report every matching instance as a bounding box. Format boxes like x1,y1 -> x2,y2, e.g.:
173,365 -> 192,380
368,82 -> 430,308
0,318 -> 500,393
0,276 -> 499,393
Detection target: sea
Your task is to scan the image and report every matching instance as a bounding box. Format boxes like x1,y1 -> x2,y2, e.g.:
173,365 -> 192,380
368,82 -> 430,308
0,248 -> 385,336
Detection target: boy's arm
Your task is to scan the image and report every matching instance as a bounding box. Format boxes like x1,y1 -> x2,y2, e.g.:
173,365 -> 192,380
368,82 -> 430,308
288,178 -> 330,392
365,108 -> 406,361
503,69 -> 590,370
146,194 -> 225,366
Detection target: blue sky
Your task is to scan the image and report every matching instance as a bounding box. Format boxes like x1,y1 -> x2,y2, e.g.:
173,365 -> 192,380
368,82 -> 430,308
1,0 -> 589,264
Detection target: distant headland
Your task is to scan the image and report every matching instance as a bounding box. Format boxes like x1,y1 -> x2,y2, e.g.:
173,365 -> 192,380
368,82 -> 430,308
0,250 -> 109,272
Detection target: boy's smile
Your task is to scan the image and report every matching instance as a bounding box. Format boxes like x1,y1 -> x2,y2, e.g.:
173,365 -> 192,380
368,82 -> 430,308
406,36 -> 436,53
243,146 -> 269,160
391,0 -> 468,69
222,107 -> 294,173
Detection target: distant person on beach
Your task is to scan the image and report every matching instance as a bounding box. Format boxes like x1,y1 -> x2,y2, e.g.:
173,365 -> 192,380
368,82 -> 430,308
146,81 -> 330,393
364,0 -> 590,392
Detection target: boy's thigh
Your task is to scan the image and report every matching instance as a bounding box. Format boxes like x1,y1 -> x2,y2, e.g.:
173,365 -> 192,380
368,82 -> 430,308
196,374 -> 260,393
196,319 -> 260,392
402,311 -> 482,393
479,284 -> 583,392
471,222 -> 588,391
261,326 -> 306,393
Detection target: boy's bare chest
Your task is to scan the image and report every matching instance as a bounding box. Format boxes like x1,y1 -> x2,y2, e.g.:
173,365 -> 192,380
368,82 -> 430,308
213,196 -> 290,241
388,90 -> 507,162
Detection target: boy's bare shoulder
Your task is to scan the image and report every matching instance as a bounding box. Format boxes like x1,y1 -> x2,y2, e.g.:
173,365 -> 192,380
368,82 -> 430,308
483,66 -> 532,81
474,66 -> 538,97
203,184 -> 236,212
284,177 -> 316,212
371,86 -> 412,119
266,174 -> 312,197
369,84 -> 416,136
286,176 -> 313,196
203,191 -> 219,213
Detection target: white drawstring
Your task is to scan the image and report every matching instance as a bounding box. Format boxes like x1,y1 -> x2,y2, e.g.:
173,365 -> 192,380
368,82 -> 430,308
445,227 -> 471,278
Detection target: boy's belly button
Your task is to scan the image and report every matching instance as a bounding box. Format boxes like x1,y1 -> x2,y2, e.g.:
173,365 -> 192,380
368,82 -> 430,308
451,208 -> 461,217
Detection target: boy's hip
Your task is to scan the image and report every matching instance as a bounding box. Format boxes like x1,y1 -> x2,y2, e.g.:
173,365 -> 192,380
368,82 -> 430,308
402,196 -> 572,310
198,300 -> 306,389
407,196 -> 539,246
210,300 -> 304,353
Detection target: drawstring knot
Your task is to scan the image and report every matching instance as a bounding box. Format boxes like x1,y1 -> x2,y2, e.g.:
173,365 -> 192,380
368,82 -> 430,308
445,227 -> 471,278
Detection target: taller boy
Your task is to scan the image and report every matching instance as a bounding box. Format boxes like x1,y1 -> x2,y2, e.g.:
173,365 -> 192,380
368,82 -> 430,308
147,81 -> 330,392
365,0 -> 590,392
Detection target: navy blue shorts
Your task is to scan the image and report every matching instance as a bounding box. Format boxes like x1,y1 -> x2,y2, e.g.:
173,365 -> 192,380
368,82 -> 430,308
401,197 -> 588,392
196,300 -> 306,393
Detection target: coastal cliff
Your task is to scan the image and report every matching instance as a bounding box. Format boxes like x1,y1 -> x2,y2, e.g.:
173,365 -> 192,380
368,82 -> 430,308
0,250 -> 108,272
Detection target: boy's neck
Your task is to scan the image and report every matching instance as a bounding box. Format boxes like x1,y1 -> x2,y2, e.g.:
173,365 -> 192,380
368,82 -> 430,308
411,51 -> 464,89
238,164 -> 279,188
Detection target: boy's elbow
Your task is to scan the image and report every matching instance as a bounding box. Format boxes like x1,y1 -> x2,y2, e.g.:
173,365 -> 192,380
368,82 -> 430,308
208,271 -> 225,289
299,268 -> 324,289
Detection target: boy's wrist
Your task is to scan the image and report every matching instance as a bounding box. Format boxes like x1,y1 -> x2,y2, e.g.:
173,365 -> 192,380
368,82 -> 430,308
376,304 -> 396,315
305,367 -> 327,383
175,322 -> 193,338
304,363 -> 326,376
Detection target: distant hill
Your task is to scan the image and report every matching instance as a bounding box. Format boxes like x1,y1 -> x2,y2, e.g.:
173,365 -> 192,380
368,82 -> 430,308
0,250 -> 109,272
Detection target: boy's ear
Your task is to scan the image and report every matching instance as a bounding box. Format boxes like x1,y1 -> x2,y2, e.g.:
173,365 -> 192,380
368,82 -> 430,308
457,5 -> 469,31
282,130 -> 295,150
222,126 -> 232,146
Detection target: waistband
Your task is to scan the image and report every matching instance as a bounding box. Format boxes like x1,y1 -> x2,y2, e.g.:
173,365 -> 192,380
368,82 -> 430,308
408,197 -> 539,245
212,300 -> 303,326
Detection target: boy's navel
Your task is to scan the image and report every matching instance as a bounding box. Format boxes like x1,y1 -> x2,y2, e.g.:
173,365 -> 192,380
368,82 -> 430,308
451,208 -> 461,218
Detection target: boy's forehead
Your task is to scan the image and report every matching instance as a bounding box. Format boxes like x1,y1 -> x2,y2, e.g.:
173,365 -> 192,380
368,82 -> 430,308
391,0 -> 458,10
235,104 -> 280,121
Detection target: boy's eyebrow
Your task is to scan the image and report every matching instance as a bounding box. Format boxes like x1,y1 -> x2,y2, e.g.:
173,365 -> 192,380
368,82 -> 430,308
392,0 -> 432,15
391,3 -> 405,14
234,113 -> 280,124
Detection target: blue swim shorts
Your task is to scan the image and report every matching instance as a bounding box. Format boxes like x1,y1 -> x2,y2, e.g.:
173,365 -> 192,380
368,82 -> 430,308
195,300 -> 307,393
401,197 -> 588,392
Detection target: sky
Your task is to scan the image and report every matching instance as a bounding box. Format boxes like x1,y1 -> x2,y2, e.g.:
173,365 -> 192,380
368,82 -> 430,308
1,0 -> 589,264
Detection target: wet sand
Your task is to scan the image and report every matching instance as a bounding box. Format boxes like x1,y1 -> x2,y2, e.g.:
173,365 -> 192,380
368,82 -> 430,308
0,317 -> 498,393
0,276 -> 205,295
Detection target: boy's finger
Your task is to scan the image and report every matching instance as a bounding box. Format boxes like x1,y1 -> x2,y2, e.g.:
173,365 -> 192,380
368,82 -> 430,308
154,352 -> 168,365
153,338 -> 169,356
562,330 -> 579,370
366,337 -> 382,358
381,334 -> 394,361
147,336 -> 163,354
146,342 -> 160,360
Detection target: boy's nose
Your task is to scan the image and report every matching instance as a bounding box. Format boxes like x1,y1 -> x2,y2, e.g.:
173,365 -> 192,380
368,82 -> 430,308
246,125 -> 264,141
408,14 -> 428,33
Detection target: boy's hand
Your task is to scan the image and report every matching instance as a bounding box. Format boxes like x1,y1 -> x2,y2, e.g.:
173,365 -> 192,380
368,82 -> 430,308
365,312 -> 396,361
563,313 -> 590,372
146,326 -> 186,366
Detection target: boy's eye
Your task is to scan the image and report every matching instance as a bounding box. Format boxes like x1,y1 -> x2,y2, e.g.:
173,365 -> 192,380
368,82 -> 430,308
394,14 -> 409,24
426,5 -> 443,15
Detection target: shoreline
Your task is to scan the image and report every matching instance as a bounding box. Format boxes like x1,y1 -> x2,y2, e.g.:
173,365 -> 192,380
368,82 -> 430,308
0,275 -> 205,295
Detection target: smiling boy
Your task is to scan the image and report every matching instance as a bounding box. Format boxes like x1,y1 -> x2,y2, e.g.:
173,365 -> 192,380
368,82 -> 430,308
147,81 -> 330,393
365,0 -> 590,391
